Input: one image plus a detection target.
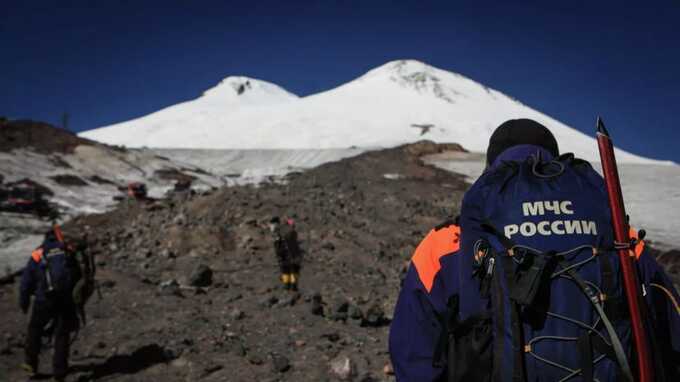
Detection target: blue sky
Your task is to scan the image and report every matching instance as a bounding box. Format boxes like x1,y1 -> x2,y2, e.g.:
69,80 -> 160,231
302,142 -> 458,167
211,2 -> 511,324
2,1 -> 679,161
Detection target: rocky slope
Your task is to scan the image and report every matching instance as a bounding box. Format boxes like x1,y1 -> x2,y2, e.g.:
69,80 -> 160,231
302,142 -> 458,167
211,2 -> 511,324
0,120 -> 223,278
0,141 -> 469,381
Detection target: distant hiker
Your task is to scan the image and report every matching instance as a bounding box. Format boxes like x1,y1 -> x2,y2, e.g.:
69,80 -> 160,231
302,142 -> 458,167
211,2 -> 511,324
389,119 -> 680,381
270,216 -> 303,291
19,226 -> 82,381
126,182 -> 147,200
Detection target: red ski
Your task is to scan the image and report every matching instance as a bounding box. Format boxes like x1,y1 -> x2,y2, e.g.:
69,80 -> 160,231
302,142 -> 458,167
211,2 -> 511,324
596,117 -> 653,382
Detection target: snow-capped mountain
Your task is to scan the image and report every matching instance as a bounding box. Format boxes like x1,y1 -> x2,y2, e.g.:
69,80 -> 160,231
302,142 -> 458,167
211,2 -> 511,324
81,60 -> 667,164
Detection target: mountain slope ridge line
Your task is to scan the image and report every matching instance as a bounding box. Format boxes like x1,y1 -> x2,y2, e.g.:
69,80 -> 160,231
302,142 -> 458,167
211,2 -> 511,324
80,59 -> 672,165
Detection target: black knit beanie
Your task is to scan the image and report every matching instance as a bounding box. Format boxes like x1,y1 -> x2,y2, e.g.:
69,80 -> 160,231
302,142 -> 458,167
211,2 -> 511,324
486,119 -> 559,165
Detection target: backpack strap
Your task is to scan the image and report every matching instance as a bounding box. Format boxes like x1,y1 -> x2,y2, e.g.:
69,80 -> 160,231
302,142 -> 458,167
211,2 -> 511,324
492,258 -> 507,382
598,252 -> 629,322
433,295 -> 459,368
482,221 -> 528,381
577,332 -> 595,382
501,255 -> 527,382
433,293 -> 495,381
36,247 -> 55,292
598,250 -> 615,301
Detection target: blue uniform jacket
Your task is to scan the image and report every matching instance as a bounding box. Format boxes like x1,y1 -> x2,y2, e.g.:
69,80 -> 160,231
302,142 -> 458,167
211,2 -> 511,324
19,239 -> 74,311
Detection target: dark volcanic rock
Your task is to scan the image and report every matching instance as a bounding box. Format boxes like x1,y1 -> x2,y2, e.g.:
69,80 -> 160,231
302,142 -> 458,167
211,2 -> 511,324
6,178 -> 54,196
50,174 -> 89,186
229,308 -> 245,320
158,279 -> 181,296
154,168 -> 196,183
248,354 -> 264,365
225,338 -> 247,357
202,363 -> 223,377
311,292 -> 324,316
321,332 -> 341,343
0,119 -> 97,154
89,175 -> 118,185
271,353 -> 291,373
189,264 -> 213,287
362,304 -> 387,327
261,295 -> 278,308
48,155 -> 72,168
330,300 -> 349,322
348,304 -> 364,322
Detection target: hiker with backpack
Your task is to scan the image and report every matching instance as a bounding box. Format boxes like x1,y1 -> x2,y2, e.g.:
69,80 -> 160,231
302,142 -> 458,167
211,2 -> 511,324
269,216 -> 303,291
389,119 -> 680,381
19,226 -> 86,381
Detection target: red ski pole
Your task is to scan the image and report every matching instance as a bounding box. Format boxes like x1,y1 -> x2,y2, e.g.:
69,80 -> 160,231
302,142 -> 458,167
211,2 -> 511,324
596,117 -> 653,382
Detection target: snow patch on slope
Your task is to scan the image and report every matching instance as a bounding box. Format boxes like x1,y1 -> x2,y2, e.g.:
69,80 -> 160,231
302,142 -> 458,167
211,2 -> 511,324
153,148 -> 367,185
0,145 -> 224,275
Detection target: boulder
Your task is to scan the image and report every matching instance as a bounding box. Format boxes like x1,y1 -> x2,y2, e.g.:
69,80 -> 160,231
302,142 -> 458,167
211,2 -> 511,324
362,304 -> 385,327
329,355 -> 354,380
271,353 -> 291,373
189,264 -> 213,287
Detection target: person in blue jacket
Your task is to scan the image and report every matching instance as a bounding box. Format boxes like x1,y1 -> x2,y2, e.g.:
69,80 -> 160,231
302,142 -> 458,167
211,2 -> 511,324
389,119 -> 680,381
19,228 -> 81,381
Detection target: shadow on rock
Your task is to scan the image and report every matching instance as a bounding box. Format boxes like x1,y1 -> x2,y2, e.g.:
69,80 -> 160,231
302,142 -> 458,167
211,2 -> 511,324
72,344 -> 170,380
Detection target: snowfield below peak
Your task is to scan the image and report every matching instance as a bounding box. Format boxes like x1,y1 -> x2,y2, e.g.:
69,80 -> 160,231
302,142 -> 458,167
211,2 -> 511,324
81,60 -> 670,165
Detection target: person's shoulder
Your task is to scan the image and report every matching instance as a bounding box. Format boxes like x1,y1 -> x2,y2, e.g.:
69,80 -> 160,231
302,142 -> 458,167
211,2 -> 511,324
411,219 -> 461,292
461,166 -> 505,204
629,228 -> 646,261
31,248 -> 43,263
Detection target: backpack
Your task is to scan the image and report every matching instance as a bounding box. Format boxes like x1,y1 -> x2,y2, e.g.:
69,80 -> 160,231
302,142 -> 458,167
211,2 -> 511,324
275,222 -> 301,260
440,153 -> 640,382
37,240 -> 80,299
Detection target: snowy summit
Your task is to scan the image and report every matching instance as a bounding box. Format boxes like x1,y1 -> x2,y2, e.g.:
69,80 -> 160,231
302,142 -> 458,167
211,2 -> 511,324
200,76 -> 298,106
81,60 -> 665,164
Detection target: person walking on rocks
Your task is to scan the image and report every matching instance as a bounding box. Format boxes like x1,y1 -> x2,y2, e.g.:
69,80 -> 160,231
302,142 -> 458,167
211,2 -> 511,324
19,226 -> 81,382
269,216 -> 303,291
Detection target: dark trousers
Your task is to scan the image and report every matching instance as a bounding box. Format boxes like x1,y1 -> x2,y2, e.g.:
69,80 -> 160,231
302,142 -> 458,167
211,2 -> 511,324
279,263 -> 300,275
25,300 -> 77,378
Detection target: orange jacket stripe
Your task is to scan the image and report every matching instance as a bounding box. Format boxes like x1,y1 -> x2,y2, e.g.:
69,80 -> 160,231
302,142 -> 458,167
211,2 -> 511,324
412,225 -> 460,292
31,249 -> 43,263
629,228 -> 645,259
